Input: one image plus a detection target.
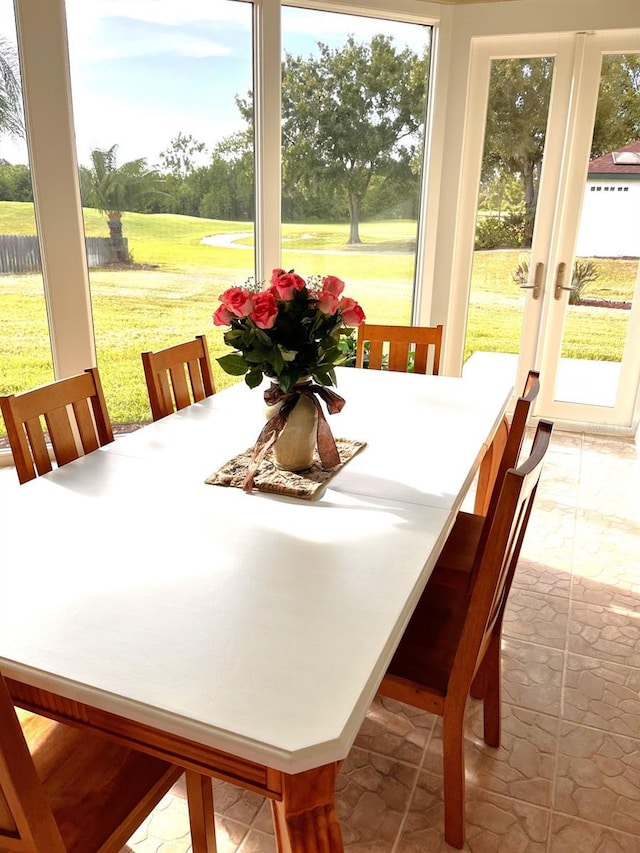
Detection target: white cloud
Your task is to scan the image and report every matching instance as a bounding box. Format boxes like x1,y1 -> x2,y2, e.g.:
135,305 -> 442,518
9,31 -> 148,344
281,7 -> 430,53
65,0 -> 250,32
73,32 -> 232,64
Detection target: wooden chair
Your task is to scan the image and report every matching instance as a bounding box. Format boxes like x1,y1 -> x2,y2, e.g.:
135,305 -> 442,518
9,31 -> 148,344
141,334 -> 216,421
431,370 -> 540,594
378,419 -> 554,849
355,323 -> 443,374
0,368 -> 114,484
0,669 -> 184,852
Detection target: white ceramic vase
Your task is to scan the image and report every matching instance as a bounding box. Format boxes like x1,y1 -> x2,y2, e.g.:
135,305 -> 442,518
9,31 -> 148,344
265,378 -> 318,472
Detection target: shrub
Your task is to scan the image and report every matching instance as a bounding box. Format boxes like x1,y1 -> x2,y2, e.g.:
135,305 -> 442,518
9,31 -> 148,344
512,258 -> 600,304
569,260 -> 600,304
475,212 -> 533,250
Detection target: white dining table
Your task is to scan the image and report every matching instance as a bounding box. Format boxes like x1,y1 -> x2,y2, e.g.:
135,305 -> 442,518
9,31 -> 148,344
0,366 -> 512,852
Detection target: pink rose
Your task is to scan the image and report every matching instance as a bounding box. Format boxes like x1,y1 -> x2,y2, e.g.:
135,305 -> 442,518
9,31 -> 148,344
270,268 -> 287,286
220,287 -> 253,318
213,304 -> 233,326
317,292 -> 339,315
322,275 -> 345,298
250,291 -> 279,329
339,297 -> 365,327
270,272 -> 306,301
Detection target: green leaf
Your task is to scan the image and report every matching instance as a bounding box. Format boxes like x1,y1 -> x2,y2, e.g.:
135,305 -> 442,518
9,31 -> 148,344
269,348 -> 285,374
224,329 -> 246,345
313,367 -> 334,386
244,350 -> 268,364
278,373 -> 294,393
245,368 -> 264,389
217,353 -> 249,376
279,347 -> 298,363
254,327 -> 272,345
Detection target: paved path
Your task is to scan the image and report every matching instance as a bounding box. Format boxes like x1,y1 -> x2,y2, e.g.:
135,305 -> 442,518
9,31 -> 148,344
201,232 -> 253,248
200,232 -> 412,255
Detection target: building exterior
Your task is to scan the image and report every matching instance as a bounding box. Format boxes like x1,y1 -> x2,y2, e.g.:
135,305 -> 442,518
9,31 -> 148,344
576,138 -> 640,257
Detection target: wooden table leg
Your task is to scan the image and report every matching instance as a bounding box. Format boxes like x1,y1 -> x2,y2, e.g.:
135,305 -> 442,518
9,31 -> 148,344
271,763 -> 343,853
186,770 -> 217,853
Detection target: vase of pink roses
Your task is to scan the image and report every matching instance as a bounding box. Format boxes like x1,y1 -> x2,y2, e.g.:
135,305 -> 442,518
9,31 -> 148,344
213,268 -> 365,484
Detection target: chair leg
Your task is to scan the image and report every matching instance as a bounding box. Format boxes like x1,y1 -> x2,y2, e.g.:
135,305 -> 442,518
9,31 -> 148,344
470,664 -> 486,700
481,632 -> 502,748
186,771 -> 217,853
442,708 -> 466,849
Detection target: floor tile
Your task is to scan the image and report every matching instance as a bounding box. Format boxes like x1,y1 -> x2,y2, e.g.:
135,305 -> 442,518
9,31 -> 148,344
211,779 -> 266,826
503,589 -> 569,650
563,654 -> 640,738
424,703 -> 559,809
501,637 -> 564,716
396,773 -> 550,852
567,600 -> 640,669
335,747 -> 420,850
571,570 -> 640,611
511,558 -> 572,600
237,830 -> 277,853
353,695 -> 436,764
548,814 -> 640,853
554,723 -> 640,836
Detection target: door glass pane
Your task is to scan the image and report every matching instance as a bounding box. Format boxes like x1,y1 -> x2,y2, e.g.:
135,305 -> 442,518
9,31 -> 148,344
280,8 -> 431,337
465,57 -> 554,380
65,0 -> 255,429
557,52 -> 640,407
0,11 -> 52,442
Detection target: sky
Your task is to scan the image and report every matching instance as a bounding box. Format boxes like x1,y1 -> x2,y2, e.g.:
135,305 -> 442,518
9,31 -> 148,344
0,0 -> 429,169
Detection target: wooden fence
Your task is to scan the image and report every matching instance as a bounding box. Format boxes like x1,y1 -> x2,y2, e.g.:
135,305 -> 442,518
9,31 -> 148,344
0,235 -> 127,273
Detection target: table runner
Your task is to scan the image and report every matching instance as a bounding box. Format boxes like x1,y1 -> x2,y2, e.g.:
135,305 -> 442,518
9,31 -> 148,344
206,437 -> 366,499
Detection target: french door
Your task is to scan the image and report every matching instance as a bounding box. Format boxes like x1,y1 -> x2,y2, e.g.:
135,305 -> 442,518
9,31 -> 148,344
463,31 -> 640,434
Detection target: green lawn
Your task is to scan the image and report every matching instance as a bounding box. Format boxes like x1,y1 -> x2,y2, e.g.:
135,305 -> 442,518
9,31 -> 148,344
0,202 -> 636,428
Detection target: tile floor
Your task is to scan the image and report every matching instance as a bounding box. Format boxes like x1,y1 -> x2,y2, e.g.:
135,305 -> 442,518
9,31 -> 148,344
3,428 -> 639,852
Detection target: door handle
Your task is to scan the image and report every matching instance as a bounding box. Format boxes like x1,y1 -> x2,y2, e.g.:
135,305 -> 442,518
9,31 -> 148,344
519,261 -> 543,299
554,262 -> 573,300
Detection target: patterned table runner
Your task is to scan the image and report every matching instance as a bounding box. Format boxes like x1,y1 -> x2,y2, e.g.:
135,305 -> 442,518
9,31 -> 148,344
206,437 -> 366,499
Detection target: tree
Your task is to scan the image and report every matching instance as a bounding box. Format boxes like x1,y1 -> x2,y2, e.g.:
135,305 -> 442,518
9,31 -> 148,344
483,58 -> 553,224
0,162 -> 32,201
0,36 -> 23,141
237,35 -> 428,244
482,54 -> 640,238
286,35 -> 427,244
591,54 -> 640,157
80,145 -> 165,263
197,129 -> 254,221
158,132 -> 207,178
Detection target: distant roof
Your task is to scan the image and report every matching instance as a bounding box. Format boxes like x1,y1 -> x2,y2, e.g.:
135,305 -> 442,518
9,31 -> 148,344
588,139 -> 640,176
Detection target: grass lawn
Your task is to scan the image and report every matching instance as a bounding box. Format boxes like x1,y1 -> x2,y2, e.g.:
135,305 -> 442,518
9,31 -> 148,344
0,202 -> 636,428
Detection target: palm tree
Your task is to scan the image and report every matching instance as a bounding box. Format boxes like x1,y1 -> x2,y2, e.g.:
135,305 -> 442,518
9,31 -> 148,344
80,144 -> 164,264
0,36 -> 24,140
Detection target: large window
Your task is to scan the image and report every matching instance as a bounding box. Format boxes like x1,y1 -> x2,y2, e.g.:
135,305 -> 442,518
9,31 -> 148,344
280,7 -> 431,328
65,0 -> 255,426
0,6 -> 52,434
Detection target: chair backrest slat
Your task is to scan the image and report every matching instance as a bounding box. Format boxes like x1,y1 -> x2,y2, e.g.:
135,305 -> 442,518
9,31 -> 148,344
0,368 -> 114,484
24,417 -> 53,476
45,406 -> 83,467
142,334 -> 216,421
167,363 -> 192,411
356,323 -> 443,375
186,359 -> 207,401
